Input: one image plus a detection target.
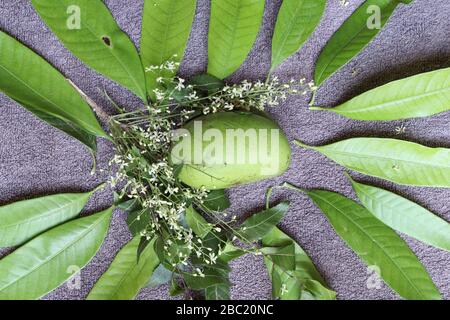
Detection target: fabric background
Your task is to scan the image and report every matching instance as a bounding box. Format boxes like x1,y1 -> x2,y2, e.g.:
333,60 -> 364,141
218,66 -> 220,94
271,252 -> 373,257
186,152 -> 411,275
0,0 -> 449,300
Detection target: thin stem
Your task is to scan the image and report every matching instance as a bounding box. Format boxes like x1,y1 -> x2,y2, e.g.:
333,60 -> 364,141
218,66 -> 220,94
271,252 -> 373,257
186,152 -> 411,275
67,79 -> 112,125
308,90 -> 318,107
293,140 -> 314,150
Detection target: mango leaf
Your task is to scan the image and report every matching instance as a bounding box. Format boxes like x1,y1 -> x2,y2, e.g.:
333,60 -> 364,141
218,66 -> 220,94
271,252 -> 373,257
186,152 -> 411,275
306,189 -> 441,300
0,208 -> 112,300
208,0 -> 265,79
271,0 -> 326,70
185,206 -> 212,238
295,138 -> 450,188
31,0 -> 147,101
312,67 -> 450,120
0,188 -> 98,247
87,237 -> 159,300
140,0 -> 196,100
238,202 -> 290,242
202,189 -> 230,212
0,31 -> 107,151
314,0 -> 413,86
262,227 -> 335,300
348,176 -> 450,252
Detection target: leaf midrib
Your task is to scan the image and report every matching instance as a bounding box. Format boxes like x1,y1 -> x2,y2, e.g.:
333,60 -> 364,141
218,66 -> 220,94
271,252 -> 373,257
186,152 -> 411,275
242,206 -> 285,237
0,64 -> 99,135
353,183 -> 450,248
310,192 -> 427,299
0,212 -> 109,293
340,86 -> 450,114
101,251 -> 147,299
0,195 -> 86,230
272,1 -> 304,67
321,146 -> 450,170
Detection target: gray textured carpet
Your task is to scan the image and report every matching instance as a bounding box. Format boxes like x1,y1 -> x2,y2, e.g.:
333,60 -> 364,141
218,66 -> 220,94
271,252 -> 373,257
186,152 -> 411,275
0,0 -> 449,300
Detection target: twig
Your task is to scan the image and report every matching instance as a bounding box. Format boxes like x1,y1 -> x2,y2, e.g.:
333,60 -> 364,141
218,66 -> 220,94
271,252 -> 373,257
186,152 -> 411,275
67,79 -> 112,125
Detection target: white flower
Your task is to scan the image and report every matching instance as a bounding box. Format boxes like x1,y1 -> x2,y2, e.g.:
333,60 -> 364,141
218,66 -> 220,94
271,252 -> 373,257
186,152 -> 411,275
175,78 -> 185,91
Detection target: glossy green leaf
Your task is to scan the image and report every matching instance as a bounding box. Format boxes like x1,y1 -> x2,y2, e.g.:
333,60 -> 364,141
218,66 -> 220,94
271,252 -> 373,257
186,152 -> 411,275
348,176 -> 450,252
238,202 -> 290,242
314,0 -> 413,85
0,188 -> 98,247
31,0 -> 147,101
87,237 -> 159,300
312,68 -> 450,120
0,208 -> 112,300
208,0 -> 265,79
262,227 -> 335,300
307,189 -> 441,300
140,0 -> 196,99
271,0 -> 326,70
0,31 -> 107,151
185,206 -> 212,238
202,189 -> 230,212
296,138 -> 450,188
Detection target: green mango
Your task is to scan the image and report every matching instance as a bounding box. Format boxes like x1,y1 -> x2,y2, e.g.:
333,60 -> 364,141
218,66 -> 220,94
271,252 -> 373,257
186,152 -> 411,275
171,112 -> 291,189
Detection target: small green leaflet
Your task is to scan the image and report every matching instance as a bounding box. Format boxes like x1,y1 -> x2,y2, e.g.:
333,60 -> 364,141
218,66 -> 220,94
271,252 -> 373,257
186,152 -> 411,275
271,0 -> 326,71
0,188 -> 97,247
219,243 -> 246,263
202,189 -> 230,212
348,175 -> 450,252
31,0 -> 147,101
205,283 -> 230,300
127,209 -> 151,236
307,189 -> 441,300
185,206 -> 212,238
169,277 -> 185,296
312,67 -> 450,120
140,0 -> 196,100
87,237 -> 159,300
0,208 -> 112,300
262,227 -> 336,300
314,0 -> 413,86
295,138 -> 450,188
183,263 -> 230,291
0,31 -> 107,151
238,202 -> 290,242
146,264 -> 173,288
189,74 -> 226,96
208,0 -> 265,79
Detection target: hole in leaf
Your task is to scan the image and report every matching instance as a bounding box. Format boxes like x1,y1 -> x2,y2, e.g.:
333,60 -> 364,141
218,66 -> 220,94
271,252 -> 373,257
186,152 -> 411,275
102,36 -> 111,47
